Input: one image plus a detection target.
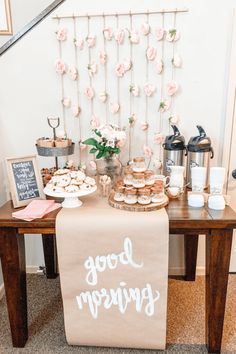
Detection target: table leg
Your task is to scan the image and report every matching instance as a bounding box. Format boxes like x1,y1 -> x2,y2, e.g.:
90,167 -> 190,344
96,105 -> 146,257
42,234 -> 58,279
184,234 -> 199,281
206,229 -> 233,353
0,228 -> 28,347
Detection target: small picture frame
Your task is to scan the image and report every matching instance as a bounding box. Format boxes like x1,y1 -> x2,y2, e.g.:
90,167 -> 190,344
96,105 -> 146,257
0,0 -> 12,35
6,155 -> 45,208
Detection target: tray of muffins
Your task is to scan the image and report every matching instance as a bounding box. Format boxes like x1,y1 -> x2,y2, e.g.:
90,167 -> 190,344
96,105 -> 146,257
108,157 -> 169,212
36,137 -> 74,157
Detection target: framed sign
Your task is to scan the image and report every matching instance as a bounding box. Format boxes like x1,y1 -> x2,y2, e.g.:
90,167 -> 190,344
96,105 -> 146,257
0,0 -> 12,35
6,155 -> 45,208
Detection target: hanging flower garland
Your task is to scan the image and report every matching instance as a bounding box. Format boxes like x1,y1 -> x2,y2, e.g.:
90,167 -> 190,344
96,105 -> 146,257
55,59 -> 66,74
56,26 -> 67,41
141,22 -> 150,36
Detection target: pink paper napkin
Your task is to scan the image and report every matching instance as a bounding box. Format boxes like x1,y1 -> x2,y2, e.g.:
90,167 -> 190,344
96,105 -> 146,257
12,200 -> 61,221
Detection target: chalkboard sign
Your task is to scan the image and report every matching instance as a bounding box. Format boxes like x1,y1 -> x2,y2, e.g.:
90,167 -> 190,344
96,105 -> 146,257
6,155 -> 45,208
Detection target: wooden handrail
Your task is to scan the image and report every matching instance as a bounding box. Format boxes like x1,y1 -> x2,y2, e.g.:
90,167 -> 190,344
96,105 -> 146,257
0,0 -> 66,56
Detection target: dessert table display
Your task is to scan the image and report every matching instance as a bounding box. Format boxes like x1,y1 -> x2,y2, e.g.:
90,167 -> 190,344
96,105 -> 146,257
0,195 -> 236,353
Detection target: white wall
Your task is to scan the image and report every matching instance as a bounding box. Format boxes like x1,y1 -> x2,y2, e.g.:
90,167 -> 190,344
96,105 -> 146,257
0,0 -> 234,280
0,0 -> 52,47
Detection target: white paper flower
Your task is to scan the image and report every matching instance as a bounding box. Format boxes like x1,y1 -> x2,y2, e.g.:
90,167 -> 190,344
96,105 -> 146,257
153,159 -> 162,170
71,105 -> 81,117
68,66 -> 78,80
155,59 -> 164,74
172,53 -> 182,68
154,133 -> 165,145
62,97 -> 71,108
166,81 -> 179,96
159,100 -> 171,113
74,38 -> 84,50
86,34 -> 96,47
129,29 -> 139,44
143,145 -> 153,158
169,114 -> 180,124
99,51 -> 107,65
87,62 -> 97,77
144,82 -> 156,97
99,91 -> 108,103
103,27 -> 113,40
90,114 -> 100,128
123,58 -> 132,71
166,29 -> 180,42
129,84 -> 139,97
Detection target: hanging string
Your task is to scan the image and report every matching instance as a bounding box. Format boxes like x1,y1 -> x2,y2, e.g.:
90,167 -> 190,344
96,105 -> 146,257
58,18 -> 67,135
103,14 -> 109,124
159,12 -> 165,158
144,11 -> 150,147
128,12 -> 133,162
73,16 -> 82,164
169,10 -> 177,133
116,14 -> 121,128
87,16 -> 94,119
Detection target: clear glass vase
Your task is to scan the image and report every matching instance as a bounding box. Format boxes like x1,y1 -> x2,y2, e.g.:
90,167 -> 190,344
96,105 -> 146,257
95,155 -> 122,183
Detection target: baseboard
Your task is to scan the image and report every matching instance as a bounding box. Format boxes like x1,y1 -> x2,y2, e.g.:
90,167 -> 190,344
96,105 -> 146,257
169,266 -> 205,276
26,265 -> 40,274
0,283 -> 5,300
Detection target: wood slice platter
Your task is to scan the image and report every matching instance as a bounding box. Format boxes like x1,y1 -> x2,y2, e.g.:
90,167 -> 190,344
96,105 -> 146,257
108,190 -> 169,212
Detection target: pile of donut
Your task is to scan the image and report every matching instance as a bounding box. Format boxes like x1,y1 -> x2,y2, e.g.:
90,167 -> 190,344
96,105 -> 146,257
45,168 -> 96,193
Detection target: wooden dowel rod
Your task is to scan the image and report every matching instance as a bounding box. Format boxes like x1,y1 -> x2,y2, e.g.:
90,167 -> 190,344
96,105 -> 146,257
52,8 -> 189,20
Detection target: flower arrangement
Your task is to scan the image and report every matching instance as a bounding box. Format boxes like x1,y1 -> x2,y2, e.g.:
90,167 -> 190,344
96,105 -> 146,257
83,124 -> 126,159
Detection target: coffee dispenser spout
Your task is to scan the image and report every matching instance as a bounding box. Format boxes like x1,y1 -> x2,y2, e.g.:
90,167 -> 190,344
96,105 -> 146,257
171,125 -> 181,136
196,125 -> 206,137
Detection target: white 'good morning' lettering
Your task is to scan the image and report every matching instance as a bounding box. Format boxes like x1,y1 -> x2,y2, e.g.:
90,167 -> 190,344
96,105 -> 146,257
84,237 -> 143,286
76,282 -> 160,319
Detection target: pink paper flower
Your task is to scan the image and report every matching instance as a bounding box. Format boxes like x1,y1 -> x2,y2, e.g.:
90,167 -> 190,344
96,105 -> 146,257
166,29 -> 180,42
154,133 -> 165,145
146,46 -> 157,61
86,34 -> 96,48
172,53 -> 182,68
90,114 -> 100,128
71,105 -> 81,117
87,62 -> 97,77
84,87 -> 95,99
99,51 -> 107,65
129,29 -> 139,44
79,141 -> 87,150
99,91 -> 108,102
155,27 -> 165,41
68,66 -> 78,80
159,100 -> 171,113
141,121 -> 149,130
144,83 -> 156,97
166,81 -> 179,96
115,62 -> 126,77
74,38 -> 84,50
56,27 -> 67,41
129,84 -> 139,97
143,145 -> 153,158
114,29 -> 125,44
55,59 -> 66,74
89,160 -> 97,170
62,97 -> 71,107
169,114 -> 180,124
110,102 -> 120,114
141,22 -> 150,35
123,58 -> 132,71
103,27 -> 113,40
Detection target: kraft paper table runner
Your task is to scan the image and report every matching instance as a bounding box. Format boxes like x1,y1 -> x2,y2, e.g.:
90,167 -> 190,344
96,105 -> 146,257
56,194 -> 169,350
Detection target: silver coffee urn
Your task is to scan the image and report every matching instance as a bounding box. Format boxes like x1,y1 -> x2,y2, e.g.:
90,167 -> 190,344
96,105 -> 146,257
186,125 -> 214,188
162,125 -> 186,175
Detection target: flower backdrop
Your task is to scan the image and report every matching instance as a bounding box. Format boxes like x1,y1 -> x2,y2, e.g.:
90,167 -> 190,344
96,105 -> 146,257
53,10 -> 184,169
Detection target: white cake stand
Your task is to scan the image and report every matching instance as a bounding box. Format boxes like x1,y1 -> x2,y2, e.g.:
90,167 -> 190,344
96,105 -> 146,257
44,185 -> 97,208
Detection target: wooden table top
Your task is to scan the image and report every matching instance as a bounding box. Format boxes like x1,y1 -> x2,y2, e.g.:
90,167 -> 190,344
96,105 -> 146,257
0,194 -> 236,231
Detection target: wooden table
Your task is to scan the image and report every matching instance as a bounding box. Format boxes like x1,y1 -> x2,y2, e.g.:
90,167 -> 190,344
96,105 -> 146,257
0,196 -> 236,353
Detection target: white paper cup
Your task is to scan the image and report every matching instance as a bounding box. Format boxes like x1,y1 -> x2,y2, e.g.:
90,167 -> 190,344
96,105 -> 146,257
191,167 -> 207,193
209,167 -> 225,194
170,166 -> 185,188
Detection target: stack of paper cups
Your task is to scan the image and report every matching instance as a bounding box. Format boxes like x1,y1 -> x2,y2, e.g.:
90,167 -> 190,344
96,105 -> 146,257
191,167 -> 207,193
209,167 -> 225,194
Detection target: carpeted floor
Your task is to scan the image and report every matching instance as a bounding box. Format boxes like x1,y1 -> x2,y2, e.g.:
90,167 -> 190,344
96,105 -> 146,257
0,275 -> 236,354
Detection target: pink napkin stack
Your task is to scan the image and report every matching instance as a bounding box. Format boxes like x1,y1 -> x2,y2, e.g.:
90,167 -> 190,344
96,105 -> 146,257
12,200 -> 61,221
